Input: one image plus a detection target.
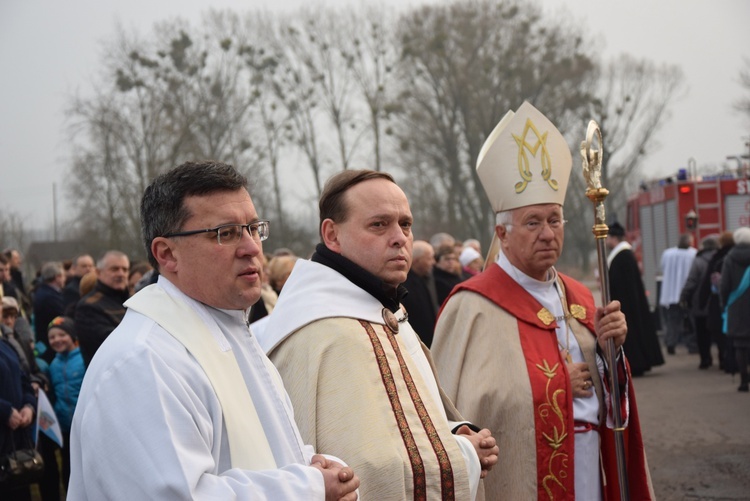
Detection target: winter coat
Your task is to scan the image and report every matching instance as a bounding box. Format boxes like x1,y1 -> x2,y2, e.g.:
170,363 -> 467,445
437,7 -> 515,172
49,347 -> 85,433
680,248 -> 716,317
32,282 -> 65,347
720,243 -> 750,341
0,339 -> 36,455
75,280 -> 129,367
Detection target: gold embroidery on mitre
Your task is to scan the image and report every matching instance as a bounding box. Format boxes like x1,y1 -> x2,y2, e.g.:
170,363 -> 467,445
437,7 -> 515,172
512,118 -> 560,194
570,304 -> 586,320
537,308 -> 555,326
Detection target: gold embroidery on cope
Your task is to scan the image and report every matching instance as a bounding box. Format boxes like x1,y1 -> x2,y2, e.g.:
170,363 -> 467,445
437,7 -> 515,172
512,118 -> 559,194
570,304 -> 586,320
537,308 -> 555,326
535,359 -> 569,499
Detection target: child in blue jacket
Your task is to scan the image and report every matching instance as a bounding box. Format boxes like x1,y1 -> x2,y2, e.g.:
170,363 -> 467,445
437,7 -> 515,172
48,316 -> 85,490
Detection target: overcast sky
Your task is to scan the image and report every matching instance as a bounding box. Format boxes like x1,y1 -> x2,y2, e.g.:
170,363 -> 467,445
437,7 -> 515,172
1,0 -> 748,233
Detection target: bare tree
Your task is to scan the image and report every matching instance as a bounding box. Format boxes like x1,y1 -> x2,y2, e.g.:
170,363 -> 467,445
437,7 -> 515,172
341,7 -> 402,172
562,54 -> 685,272
734,56 -> 750,127
394,0 -> 596,248
65,19 -> 261,256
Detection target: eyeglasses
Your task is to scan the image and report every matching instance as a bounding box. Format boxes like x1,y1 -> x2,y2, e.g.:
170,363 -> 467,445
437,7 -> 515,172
163,220 -> 270,246
509,219 -> 567,234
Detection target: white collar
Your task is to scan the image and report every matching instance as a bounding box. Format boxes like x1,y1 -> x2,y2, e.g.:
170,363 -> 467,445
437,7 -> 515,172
606,240 -> 632,268
496,248 -> 558,293
254,259 -> 394,353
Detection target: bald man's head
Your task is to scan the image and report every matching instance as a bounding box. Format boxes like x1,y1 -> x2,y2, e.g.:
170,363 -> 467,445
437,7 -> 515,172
411,240 -> 435,278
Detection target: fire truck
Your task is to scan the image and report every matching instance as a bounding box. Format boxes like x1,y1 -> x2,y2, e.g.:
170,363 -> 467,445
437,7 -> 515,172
625,169 -> 750,307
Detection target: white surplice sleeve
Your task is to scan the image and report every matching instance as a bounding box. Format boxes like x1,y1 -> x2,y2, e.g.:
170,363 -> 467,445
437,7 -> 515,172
68,316 -> 325,500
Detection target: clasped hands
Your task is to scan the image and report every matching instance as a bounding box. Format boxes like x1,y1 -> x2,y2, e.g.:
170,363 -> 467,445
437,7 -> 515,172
311,454 -> 359,501
6,405 -> 34,430
456,424 -> 499,478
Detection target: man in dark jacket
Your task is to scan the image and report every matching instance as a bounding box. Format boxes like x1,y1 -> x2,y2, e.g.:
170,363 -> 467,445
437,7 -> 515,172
720,227 -> 750,392
432,244 -> 463,305
76,250 -> 130,366
401,240 -> 439,346
32,262 -> 66,360
62,254 -> 95,313
681,235 -> 719,369
697,231 -> 735,372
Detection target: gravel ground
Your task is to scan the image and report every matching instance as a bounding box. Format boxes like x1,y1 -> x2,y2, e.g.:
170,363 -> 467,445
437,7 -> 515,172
635,344 -> 750,500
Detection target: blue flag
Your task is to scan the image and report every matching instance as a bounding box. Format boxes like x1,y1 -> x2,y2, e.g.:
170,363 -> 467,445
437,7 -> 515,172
36,388 -> 63,448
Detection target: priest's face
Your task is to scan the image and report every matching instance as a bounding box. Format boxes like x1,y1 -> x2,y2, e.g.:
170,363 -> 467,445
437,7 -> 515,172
497,203 -> 564,281
322,178 -> 413,288
165,189 -> 264,310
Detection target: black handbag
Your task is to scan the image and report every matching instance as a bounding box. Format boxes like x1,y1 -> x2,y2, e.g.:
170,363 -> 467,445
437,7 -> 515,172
0,430 -> 44,487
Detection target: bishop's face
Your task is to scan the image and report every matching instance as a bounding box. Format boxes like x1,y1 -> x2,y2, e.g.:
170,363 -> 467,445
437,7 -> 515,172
497,203 -> 564,281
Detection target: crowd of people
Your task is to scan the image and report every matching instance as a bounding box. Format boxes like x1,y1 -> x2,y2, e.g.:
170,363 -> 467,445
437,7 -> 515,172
654,227 -> 750,391
1,101 -> 748,500
0,248 -> 155,499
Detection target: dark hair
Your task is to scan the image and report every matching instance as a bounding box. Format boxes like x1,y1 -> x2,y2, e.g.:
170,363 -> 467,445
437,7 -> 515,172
129,261 -> 153,280
318,169 -> 394,238
719,231 -> 734,248
140,161 -> 248,269
434,244 -> 457,261
678,233 -> 694,249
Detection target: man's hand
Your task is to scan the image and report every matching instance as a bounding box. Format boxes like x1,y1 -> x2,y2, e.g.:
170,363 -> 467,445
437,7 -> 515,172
566,361 -> 594,399
594,300 -> 627,350
310,454 -> 359,501
455,425 -> 499,478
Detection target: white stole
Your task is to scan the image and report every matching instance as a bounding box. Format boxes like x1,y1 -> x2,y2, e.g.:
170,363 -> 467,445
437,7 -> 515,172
125,285 -> 277,470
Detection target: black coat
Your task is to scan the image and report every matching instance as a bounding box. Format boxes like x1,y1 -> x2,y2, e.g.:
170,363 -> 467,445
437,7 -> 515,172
720,243 -> 750,344
76,281 -> 130,367
0,339 -> 36,456
608,247 -> 664,375
402,270 -> 439,347
32,283 -> 65,348
62,275 -> 83,311
433,267 -> 463,306
698,245 -> 734,334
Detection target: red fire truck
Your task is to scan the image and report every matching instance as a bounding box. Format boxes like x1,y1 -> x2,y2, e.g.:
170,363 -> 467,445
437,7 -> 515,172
625,170 -> 750,307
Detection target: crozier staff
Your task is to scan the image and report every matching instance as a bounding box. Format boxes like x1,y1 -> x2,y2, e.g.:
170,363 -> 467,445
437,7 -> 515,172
432,102 -> 654,500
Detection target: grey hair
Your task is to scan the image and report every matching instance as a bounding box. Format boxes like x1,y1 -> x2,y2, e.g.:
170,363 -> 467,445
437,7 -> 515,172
41,262 -> 63,283
495,210 -> 514,232
429,232 -> 455,250
97,250 -> 129,269
734,226 -> 750,245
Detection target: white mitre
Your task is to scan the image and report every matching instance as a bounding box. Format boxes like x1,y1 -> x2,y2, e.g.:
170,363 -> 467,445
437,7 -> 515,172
476,101 -> 573,212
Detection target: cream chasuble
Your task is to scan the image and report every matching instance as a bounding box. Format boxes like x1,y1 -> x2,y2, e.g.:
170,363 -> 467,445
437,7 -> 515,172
256,259 -> 477,500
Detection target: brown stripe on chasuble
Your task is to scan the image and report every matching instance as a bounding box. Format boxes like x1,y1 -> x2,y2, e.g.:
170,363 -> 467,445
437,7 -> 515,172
385,327 -> 456,500
360,320 -> 456,500
359,320 -> 427,500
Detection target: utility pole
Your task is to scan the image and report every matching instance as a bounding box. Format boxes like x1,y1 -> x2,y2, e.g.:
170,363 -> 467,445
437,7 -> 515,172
53,182 -> 58,242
